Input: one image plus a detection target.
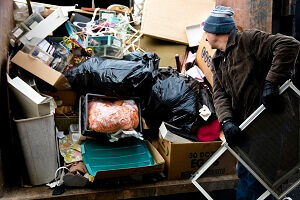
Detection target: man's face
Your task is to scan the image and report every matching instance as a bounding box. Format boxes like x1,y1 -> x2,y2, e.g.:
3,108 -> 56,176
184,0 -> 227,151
205,32 -> 218,49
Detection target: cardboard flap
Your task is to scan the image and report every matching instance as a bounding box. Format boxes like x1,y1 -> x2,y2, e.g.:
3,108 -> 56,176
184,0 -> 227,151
11,51 -> 70,90
196,34 -> 216,87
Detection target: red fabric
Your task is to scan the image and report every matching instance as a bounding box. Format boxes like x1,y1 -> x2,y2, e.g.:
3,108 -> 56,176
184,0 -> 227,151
197,119 -> 221,142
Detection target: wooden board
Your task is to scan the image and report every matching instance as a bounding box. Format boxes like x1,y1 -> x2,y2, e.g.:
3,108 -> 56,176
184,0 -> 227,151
3,175 -> 238,199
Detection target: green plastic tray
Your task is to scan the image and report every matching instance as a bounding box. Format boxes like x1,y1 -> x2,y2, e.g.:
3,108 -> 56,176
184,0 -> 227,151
81,138 -> 154,176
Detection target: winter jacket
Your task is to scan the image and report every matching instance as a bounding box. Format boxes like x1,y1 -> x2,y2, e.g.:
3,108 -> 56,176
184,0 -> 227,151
211,29 -> 300,124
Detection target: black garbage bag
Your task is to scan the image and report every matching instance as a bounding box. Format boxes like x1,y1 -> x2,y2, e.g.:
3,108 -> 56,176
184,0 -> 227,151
143,67 -> 216,140
198,83 -> 216,118
64,52 -> 160,103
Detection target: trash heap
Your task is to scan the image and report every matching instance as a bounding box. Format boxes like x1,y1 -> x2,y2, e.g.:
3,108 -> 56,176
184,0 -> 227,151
7,0 -> 236,192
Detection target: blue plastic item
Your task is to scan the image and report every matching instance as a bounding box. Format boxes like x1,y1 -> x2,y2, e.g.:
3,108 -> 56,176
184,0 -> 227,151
81,138 -> 154,176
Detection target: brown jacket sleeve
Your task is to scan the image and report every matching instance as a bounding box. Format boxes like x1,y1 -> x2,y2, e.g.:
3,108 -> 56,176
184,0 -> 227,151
248,30 -> 300,85
211,66 -> 233,123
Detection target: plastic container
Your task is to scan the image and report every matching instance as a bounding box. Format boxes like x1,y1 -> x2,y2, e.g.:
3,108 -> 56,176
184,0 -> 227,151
14,113 -> 58,185
22,12 -> 44,30
79,93 -> 142,138
69,124 -> 80,142
30,46 -> 54,65
86,35 -> 123,59
81,138 -> 154,177
10,23 -> 30,42
13,2 -> 29,23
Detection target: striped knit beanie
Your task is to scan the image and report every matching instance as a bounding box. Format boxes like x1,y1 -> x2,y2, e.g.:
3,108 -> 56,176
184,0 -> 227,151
204,6 -> 236,34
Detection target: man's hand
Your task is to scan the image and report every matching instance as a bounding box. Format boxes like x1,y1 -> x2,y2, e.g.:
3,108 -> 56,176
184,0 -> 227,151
262,80 -> 279,110
222,119 -> 242,145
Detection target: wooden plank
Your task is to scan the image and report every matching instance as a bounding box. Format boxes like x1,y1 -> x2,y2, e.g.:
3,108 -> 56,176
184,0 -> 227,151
3,175 -> 238,199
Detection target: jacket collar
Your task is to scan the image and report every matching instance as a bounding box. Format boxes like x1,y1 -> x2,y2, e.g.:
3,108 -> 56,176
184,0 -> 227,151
214,29 -> 238,56
225,28 -> 238,51
212,29 -> 239,67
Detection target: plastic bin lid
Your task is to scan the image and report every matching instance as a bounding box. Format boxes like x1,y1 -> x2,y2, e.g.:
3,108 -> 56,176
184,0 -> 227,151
81,138 -> 154,176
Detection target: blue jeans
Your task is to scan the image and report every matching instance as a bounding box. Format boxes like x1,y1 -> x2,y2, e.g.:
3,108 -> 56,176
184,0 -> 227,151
236,162 -> 274,200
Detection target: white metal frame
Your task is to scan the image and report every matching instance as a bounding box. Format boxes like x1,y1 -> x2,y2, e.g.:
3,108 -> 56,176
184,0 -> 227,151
191,80 -> 300,200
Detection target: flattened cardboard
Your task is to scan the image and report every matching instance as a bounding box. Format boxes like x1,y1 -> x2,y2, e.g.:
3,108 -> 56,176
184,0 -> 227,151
140,35 -> 187,68
94,141 -> 165,180
196,33 -> 216,87
141,0 -> 215,44
11,51 -> 70,90
158,137 -> 236,180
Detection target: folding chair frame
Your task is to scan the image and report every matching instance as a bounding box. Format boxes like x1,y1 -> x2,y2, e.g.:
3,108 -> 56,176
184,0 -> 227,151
191,80 -> 300,200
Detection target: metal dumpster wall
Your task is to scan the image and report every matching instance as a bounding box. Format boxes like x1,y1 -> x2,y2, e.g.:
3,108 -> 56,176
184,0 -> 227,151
0,0 -> 15,197
216,0 -> 272,33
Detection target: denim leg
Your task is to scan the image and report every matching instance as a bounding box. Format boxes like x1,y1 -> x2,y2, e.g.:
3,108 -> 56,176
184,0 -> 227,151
236,162 -> 274,200
236,162 -> 248,200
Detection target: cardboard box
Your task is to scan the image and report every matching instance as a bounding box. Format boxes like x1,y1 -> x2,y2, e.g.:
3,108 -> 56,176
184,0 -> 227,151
140,35 -> 187,68
55,115 -> 79,133
196,33 -> 216,87
141,0 -> 215,44
11,51 -> 70,90
42,89 -> 77,106
158,137 -> 236,180
93,141 -> 165,180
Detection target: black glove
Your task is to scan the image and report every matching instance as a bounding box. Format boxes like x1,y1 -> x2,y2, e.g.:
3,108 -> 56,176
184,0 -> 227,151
262,80 -> 279,110
222,119 -> 242,146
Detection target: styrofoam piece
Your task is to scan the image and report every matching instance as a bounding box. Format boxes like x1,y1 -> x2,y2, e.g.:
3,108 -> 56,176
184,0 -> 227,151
185,24 -> 204,47
14,114 -> 58,185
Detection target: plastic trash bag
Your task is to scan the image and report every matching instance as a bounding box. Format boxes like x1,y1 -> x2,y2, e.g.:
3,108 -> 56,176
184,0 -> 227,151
88,99 -> 139,133
64,52 -> 160,103
143,67 -> 215,138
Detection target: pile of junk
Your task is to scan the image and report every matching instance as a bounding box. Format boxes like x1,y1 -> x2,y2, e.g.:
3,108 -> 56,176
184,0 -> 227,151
5,0 -> 234,196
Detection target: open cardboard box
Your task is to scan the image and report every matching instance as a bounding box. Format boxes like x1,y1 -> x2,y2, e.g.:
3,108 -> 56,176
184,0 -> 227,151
157,123 -> 236,180
11,51 -> 70,90
91,141 -> 165,180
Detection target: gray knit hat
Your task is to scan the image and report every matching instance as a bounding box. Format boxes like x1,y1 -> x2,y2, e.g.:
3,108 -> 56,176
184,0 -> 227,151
204,6 -> 236,34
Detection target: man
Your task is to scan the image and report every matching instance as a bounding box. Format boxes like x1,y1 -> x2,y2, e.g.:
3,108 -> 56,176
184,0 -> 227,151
203,6 -> 300,200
